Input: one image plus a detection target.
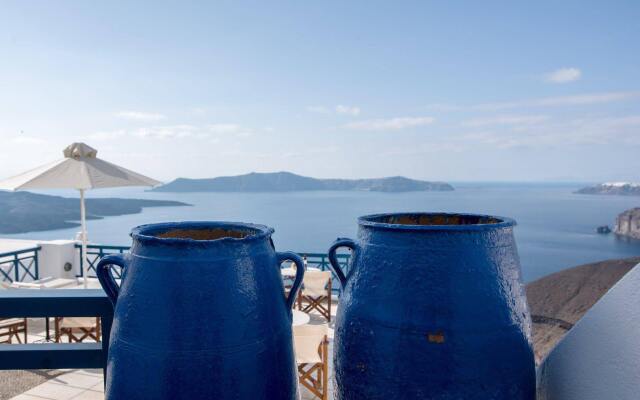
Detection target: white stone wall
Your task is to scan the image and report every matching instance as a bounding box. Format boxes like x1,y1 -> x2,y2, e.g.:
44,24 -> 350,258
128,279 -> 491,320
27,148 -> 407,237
537,263 -> 640,399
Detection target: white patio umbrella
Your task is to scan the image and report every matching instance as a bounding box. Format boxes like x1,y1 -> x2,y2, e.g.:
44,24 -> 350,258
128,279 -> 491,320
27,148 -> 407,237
0,142 -> 161,287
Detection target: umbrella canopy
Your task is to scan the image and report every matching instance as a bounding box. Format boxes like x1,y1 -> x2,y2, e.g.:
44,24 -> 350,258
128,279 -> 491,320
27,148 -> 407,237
0,142 -> 161,287
0,142 -> 160,190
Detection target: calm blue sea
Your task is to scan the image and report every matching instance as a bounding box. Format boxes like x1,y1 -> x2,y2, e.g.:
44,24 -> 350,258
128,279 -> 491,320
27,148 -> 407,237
5,183 -> 640,282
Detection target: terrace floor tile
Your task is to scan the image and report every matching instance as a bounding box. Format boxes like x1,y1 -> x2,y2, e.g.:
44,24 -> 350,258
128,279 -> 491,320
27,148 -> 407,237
69,390 -> 103,400
49,372 -> 102,390
22,382 -> 85,400
9,394 -> 51,400
11,306 -> 339,400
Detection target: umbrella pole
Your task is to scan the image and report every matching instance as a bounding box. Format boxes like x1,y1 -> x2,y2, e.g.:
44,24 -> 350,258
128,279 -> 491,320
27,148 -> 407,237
80,189 -> 88,289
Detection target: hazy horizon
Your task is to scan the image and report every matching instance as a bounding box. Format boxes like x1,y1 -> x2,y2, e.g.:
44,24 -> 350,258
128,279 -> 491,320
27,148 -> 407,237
1,1 -> 639,183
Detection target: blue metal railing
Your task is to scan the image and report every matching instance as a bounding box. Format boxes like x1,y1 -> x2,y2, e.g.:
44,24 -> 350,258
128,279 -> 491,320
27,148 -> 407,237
0,289 -> 112,378
77,244 -> 351,292
75,244 -> 128,279
0,247 -> 40,283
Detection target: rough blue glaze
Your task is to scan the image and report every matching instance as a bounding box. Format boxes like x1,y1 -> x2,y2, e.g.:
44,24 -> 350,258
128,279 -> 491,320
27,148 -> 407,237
328,212 -> 535,400
97,221 -> 304,400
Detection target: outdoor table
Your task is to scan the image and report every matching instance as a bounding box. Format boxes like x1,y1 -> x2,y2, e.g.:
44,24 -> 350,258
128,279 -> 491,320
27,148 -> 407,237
292,310 -> 310,327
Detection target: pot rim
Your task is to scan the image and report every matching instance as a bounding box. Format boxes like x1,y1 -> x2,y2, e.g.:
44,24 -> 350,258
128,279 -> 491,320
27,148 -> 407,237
130,221 -> 275,245
358,212 -> 516,231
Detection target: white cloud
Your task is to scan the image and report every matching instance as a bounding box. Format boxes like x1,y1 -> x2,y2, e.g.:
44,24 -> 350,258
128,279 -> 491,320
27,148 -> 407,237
460,130 -> 602,149
462,115 -> 549,127
207,123 -> 253,137
90,126 -> 200,141
602,115 -> 640,126
307,105 -> 362,116
345,117 -> 435,131
306,106 -> 330,114
424,103 -> 464,112
134,125 -> 198,139
207,124 -> 242,134
424,92 -> 640,114
532,92 -> 638,106
335,105 -> 361,116
115,111 -> 167,121
90,123 -> 254,141
456,114 -> 640,149
545,67 -> 582,83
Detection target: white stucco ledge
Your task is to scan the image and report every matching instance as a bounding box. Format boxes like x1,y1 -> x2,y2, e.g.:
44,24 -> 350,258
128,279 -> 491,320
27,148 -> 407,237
536,263 -> 640,399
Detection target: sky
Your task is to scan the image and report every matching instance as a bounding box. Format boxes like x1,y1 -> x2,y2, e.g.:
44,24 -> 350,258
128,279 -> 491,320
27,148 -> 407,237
1,1 -> 639,183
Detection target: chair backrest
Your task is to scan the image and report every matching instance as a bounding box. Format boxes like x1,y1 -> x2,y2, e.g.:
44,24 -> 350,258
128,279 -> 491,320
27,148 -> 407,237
293,324 -> 328,365
302,270 -> 331,297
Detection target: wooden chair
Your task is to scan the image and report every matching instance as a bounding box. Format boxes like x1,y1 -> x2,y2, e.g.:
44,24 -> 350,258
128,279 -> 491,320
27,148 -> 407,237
55,317 -> 101,343
0,318 -> 27,344
0,281 -> 28,344
297,270 -> 333,322
294,324 -> 329,400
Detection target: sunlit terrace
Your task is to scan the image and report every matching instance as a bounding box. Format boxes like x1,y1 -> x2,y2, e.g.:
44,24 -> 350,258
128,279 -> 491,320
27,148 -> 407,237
0,240 -> 344,400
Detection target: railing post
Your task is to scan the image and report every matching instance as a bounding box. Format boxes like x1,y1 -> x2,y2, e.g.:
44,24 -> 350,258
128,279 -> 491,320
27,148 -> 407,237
79,245 -> 84,277
34,249 -> 39,280
13,254 -> 19,282
97,248 -> 105,276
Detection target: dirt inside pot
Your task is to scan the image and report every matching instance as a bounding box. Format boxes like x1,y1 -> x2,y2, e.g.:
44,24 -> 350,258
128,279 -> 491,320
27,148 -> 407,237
156,228 -> 251,240
373,213 -> 503,226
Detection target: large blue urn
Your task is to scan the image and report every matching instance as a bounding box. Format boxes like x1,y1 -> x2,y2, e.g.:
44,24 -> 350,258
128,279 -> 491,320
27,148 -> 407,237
97,221 -> 305,400
328,213 -> 535,399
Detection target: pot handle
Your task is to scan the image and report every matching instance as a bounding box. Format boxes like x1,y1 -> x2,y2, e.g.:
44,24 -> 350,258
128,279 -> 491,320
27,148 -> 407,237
328,238 -> 358,288
97,254 -> 128,306
277,251 -> 306,310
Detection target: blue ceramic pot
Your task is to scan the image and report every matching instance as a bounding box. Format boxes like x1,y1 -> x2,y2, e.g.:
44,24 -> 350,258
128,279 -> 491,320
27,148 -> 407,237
97,221 -> 304,400
328,213 -> 535,400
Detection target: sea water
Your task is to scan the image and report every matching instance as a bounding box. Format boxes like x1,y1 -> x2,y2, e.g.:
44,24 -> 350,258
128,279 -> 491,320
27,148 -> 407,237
5,182 -> 640,282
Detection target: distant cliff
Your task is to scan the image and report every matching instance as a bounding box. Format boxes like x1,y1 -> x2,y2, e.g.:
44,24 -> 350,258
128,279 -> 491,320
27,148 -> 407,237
152,172 -> 454,193
0,191 -> 189,234
615,208 -> 640,239
576,182 -> 640,196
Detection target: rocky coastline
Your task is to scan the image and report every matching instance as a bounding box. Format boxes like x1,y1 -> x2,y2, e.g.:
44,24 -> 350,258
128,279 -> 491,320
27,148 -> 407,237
615,208 -> 640,239
0,191 -> 189,234
576,182 -> 640,196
